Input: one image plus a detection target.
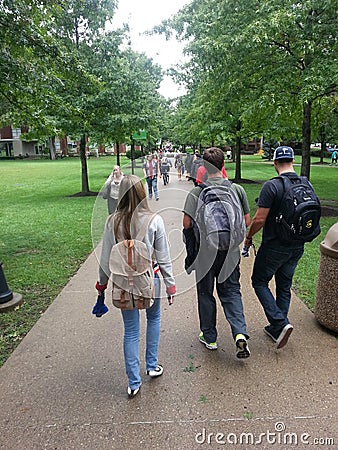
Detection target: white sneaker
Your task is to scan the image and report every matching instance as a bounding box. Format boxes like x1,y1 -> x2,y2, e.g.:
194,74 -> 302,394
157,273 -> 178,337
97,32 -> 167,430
146,364 -> 164,378
127,383 -> 141,398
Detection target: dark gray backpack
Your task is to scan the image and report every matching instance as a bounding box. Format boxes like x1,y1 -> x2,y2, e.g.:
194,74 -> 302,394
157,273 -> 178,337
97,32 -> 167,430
195,180 -> 246,251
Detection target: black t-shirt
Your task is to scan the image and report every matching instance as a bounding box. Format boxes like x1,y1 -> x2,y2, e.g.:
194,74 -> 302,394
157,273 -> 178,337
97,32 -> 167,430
257,172 -> 303,247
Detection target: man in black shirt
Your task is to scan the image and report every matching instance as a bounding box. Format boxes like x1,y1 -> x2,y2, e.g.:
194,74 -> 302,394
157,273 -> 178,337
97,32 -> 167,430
244,146 -> 304,349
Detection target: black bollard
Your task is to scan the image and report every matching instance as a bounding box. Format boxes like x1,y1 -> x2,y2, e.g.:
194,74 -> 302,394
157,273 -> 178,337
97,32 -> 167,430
0,262 -> 13,304
0,262 -> 23,313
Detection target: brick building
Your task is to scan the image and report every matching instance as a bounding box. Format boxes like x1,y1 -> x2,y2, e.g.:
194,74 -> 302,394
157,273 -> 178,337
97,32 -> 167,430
0,126 -> 38,157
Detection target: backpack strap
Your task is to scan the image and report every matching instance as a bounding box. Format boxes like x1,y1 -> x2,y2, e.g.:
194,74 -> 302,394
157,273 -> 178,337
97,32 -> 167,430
274,173 -> 300,183
122,239 -> 135,286
273,173 -> 301,192
199,179 -> 231,191
221,179 -> 232,188
124,240 -> 134,268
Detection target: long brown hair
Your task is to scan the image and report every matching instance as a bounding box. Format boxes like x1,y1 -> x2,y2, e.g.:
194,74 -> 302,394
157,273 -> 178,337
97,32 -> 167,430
113,175 -> 151,240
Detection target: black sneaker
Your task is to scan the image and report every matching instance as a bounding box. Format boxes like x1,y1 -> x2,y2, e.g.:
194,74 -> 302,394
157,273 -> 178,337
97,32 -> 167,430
235,334 -> 251,359
146,364 -> 164,378
276,324 -> 293,349
264,325 -> 278,342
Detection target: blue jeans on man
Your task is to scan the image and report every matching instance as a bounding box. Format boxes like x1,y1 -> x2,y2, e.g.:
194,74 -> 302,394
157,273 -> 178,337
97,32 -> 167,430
121,275 -> 161,390
146,176 -> 159,200
196,254 -> 249,344
251,242 -> 304,335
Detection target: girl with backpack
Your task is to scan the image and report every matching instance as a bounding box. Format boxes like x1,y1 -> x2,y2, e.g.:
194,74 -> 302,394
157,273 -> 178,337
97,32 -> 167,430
96,175 -> 176,398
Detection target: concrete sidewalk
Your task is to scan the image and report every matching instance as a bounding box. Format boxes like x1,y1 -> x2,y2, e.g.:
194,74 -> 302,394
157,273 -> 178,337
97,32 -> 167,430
0,176 -> 337,450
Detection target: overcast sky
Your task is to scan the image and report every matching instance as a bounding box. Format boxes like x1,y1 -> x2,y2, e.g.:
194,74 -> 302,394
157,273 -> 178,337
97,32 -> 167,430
111,0 -> 189,98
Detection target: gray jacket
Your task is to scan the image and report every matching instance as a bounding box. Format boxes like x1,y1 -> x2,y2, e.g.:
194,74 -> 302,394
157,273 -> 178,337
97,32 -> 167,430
102,176 -> 123,214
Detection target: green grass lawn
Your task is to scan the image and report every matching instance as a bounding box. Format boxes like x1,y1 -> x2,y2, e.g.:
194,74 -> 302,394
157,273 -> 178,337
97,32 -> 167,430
0,156 -> 122,365
0,155 -> 337,366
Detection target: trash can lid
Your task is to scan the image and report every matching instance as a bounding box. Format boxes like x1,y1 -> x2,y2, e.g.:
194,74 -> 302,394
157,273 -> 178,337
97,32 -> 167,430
320,222 -> 338,258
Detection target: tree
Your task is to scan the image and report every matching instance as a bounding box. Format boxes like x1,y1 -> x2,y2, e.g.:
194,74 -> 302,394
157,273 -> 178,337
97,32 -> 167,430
1,0 -> 166,194
86,36 -> 164,161
157,0 -> 338,179
249,0 -> 337,178
0,0 -> 76,127
312,95 -> 338,163
54,0 -> 117,194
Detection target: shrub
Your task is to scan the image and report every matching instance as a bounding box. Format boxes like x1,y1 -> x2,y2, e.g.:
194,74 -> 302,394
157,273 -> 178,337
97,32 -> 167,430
126,150 -> 142,159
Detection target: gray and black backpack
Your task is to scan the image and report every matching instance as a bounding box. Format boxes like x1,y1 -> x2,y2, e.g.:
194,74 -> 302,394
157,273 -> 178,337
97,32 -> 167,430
194,180 -> 246,252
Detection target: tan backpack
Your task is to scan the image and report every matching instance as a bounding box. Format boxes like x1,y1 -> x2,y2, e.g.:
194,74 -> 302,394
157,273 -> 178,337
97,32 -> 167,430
109,217 -> 155,310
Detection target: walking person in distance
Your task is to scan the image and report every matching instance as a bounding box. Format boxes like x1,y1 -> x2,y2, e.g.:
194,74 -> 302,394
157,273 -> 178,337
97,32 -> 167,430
160,155 -> 172,185
175,153 -> 184,180
143,153 -> 160,201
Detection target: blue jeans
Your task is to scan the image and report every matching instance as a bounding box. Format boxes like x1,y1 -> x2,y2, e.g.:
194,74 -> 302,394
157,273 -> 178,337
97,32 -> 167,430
146,176 -> 159,199
251,242 -> 304,331
121,276 -> 161,390
196,256 -> 248,343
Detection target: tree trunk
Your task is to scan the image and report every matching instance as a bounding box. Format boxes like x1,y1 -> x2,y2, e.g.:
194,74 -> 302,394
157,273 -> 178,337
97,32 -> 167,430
131,137 -> 135,174
319,125 -> 325,164
301,101 -> 312,179
116,141 -> 120,166
48,136 -> 56,160
141,143 -> 145,163
60,135 -> 68,156
80,133 -> 90,194
234,120 -> 242,181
